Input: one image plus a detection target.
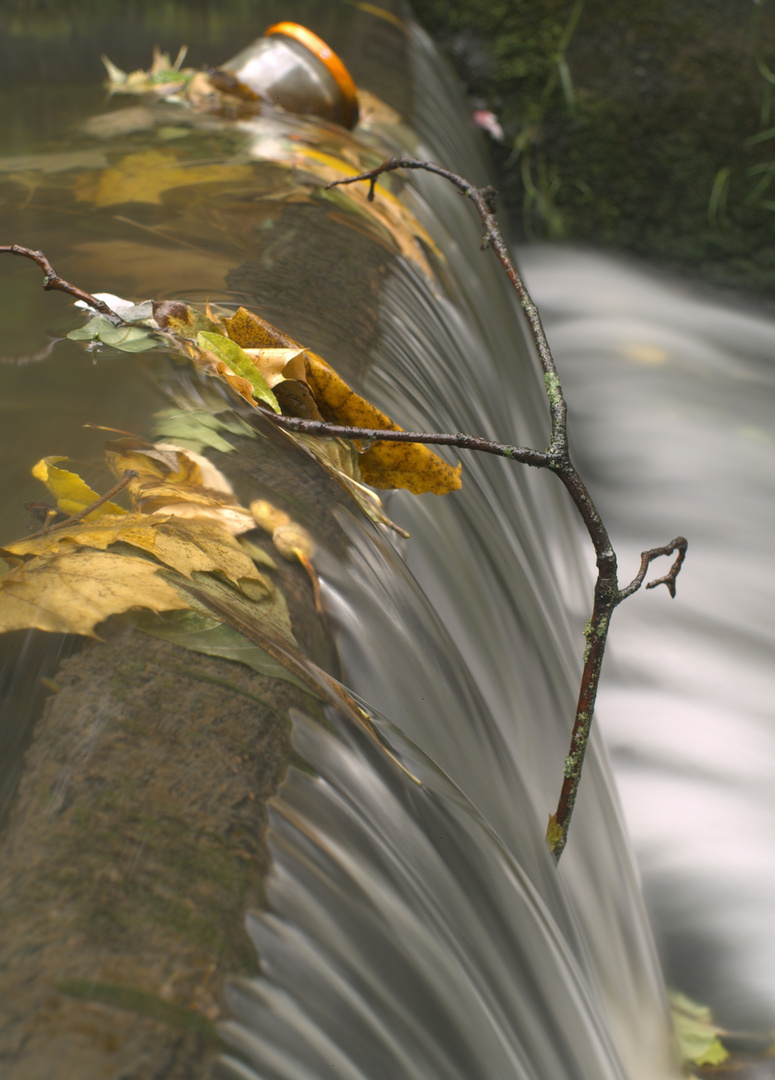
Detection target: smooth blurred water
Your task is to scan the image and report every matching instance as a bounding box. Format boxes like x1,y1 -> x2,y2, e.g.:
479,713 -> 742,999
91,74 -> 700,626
212,14 -> 677,1080
520,245 -> 775,1031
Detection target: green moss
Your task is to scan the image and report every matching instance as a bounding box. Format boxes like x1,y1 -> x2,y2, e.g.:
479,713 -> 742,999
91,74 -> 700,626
544,372 -> 562,406
58,979 -> 223,1042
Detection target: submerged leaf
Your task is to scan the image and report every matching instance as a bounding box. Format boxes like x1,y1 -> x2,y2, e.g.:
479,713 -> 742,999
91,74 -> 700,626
173,571 -> 366,726
32,457 -> 126,519
135,608 -> 314,693
0,549 -> 187,636
74,149 -> 254,208
151,408 -> 254,455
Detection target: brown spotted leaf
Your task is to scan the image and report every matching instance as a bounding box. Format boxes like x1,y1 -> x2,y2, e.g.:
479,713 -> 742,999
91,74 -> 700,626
222,307 -> 461,495
0,548 -> 188,636
7,513 -> 270,597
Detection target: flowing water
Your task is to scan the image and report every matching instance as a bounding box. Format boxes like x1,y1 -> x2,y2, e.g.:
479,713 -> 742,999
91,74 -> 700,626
6,3 -> 771,1078
520,246 -> 775,1032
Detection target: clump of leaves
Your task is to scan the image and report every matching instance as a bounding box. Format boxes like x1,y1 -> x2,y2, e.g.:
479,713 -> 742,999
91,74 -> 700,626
0,438 -> 376,730
70,296 -> 462,497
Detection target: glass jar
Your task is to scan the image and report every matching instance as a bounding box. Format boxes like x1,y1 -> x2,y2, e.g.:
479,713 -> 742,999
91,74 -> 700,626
220,22 -> 359,129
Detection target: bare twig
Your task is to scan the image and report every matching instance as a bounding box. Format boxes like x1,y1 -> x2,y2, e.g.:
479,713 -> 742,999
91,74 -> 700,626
0,245 -> 122,320
324,156 -> 687,860
620,537 -> 689,601
24,470 -> 137,540
263,413 -> 549,469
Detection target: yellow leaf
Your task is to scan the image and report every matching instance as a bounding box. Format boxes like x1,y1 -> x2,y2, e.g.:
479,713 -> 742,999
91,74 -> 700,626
103,439 -> 254,534
241,348 -> 308,388
303,355 -> 461,495
74,149 -> 254,207
7,513 -> 270,596
0,549 -> 188,636
32,456 -> 126,519
222,308 -> 461,495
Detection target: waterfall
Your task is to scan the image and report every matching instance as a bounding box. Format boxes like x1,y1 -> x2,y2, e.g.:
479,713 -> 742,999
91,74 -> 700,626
211,9 -> 677,1080
0,4 -> 681,1078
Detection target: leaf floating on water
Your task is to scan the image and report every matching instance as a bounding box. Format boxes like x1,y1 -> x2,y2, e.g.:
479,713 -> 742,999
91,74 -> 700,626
670,991 -> 730,1067
67,314 -> 161,353
135,608 -> 313,693
0,549 -> 187,636
32,457 -> 127,520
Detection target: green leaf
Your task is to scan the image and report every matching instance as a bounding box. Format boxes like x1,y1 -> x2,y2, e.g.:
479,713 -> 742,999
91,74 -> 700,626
670,991 -> 730,1067
151,408 -> 254,455
196,331 -> 281,413
67,315 -> 160,353
135,608 -> 312,693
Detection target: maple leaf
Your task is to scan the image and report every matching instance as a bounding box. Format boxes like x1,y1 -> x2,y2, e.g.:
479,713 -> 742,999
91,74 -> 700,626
7,513 -> 270,598
0,549 -> 188,636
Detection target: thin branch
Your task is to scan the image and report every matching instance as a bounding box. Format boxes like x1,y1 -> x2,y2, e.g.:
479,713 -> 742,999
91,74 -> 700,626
0,245 -> 122,320
329,156 -> 686,860
263,411 -> 550,468
619,537 -> 689,601
328,158 -> 568,457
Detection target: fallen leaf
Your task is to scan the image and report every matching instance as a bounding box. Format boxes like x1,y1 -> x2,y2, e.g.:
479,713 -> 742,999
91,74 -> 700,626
104,438 -> 255,534
0,549 -> 188,636
153,300 -> 224,338
222,307 -> 461,495
67,314 -> 160,353
173,571 -> 368,726
32,457 -> 126,519
151,408 -> 254,455
302,353 -> 462,494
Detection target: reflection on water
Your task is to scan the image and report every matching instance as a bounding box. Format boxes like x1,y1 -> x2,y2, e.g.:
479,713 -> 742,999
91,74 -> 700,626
521,245 -> 775,1030
0,5 -> 697,1079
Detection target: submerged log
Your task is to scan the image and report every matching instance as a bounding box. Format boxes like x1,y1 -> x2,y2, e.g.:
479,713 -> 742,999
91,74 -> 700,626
0,560 -> 327,1077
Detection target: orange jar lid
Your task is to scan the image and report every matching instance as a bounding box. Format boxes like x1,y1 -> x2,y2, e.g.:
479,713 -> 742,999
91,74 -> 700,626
264,22 -> 359,128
